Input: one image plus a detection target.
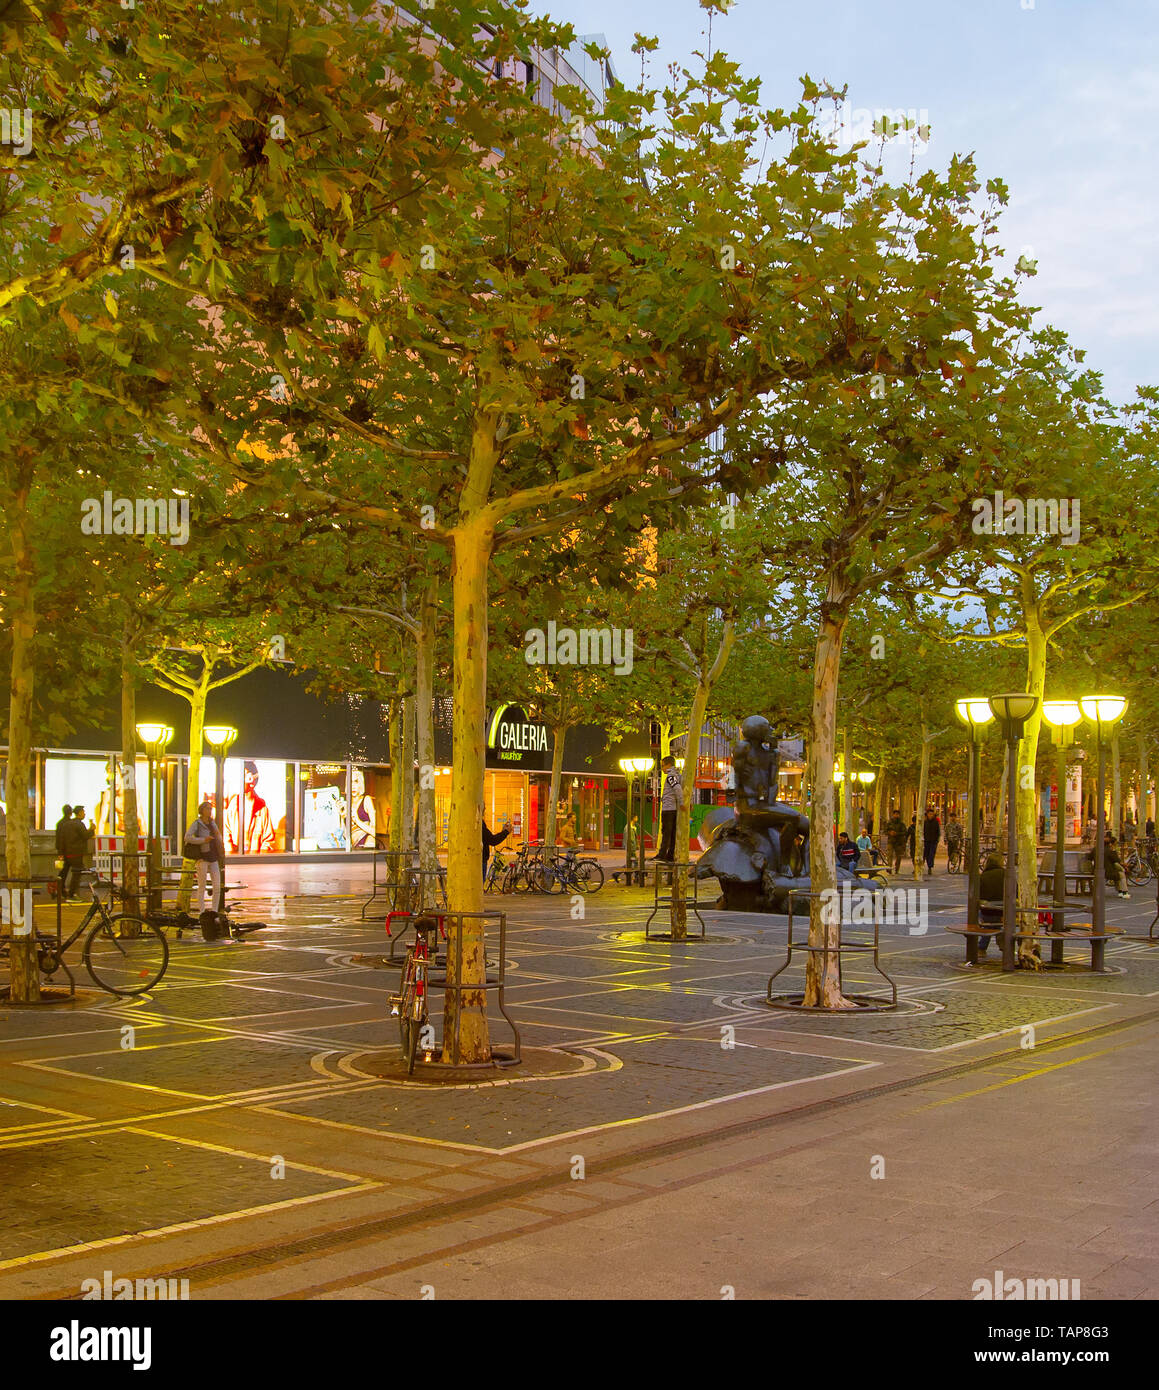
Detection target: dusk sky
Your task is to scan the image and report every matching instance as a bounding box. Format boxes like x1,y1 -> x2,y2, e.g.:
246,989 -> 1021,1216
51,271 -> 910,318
555,0 -> 1158,405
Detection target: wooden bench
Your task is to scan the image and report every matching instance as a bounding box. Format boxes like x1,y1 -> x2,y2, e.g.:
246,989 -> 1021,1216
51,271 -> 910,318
1014,925 -> 1124,972
945,924 -> 1002,966
1037,849 -> 1094,897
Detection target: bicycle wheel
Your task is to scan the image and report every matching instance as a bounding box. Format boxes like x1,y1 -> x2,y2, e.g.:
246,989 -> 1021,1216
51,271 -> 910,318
573,860 -> 605,893
84,915 -> 169,996
1127,854 -> 1151,886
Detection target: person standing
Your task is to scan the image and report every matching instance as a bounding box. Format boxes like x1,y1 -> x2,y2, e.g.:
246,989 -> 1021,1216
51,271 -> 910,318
482,819 -> 510,876
55,804 -> 73,899
884,809 -> 907,874
944,810 -> 963,869
654,755 -> 682,863
922,807 -> 941,876
60,806 -> 92,900
183,801 -> 224,913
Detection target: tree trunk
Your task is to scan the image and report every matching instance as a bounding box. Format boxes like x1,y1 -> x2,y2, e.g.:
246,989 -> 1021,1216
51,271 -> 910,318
1140,735 -> 1150,833
4,497 -> 39,1002
803,603 -> 851,1009
545,724 -> 566,860
444,502 -> 496,1064
120,631 -> 141,918
914,713 -> 930,881
388,688 -> 403,859
183,670 -> 210,831
872,763 -> 884,838
995,745 -> 1008,842
401,669 -> 416,861
659,720 -> 673,759
415,579 -> 438,893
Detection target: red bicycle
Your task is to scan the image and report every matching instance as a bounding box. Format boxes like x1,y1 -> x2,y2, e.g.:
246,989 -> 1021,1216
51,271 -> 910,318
388,914 -> 441,1073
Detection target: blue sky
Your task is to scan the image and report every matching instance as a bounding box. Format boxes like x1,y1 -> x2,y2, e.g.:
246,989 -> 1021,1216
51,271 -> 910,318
550,0 -> 1158,404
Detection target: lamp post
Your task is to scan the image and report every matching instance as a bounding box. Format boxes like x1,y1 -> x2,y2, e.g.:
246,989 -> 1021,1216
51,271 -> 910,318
1041,701 -> 1081,915
618,759 -> 636,878
986,694 -> 1039,972
1080,695 -> 1128,960
202,726 -> 238,830
955,699 -> 995,935
624,757 -> 654,877
135,723 -> 174,915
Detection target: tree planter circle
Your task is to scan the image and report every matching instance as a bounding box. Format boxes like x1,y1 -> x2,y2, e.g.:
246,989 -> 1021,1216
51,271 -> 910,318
345,1044 -> 590,1086
765,992 -> 900,1013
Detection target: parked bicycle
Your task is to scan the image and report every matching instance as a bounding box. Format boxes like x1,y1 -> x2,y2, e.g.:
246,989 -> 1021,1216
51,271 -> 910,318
0,874 -> 169,997
946,836 -> 965,874
1126,838 -> 1159,886
388,913 -> 440,1073
531,847 -> 605,894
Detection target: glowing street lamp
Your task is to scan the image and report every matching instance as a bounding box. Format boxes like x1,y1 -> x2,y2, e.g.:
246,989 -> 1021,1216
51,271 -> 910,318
1080,695 -> 1128,954
203,725 -> 238,835
135,723 -> 173,913
619,756 -> 655,878
955,698 -> 995,938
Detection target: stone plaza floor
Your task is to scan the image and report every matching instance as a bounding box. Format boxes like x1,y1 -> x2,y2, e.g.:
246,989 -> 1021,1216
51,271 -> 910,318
2,866 -> 1157,1300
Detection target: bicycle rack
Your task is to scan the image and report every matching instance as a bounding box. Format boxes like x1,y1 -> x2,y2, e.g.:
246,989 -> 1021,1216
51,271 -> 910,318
644,863 -> 705,940
361,852 -> 411,918
1,875 -> 68,997
387,909 -> 520,1067
766,889 -> 898,1011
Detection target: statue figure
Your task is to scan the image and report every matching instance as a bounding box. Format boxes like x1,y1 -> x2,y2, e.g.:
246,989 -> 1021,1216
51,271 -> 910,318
695,714 -> 859,913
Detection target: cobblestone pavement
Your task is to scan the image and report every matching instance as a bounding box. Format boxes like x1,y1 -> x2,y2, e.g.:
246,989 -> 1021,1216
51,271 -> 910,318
1,869 -> 1156,1299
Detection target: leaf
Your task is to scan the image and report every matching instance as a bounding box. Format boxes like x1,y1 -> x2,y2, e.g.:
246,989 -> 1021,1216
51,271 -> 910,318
104,290 -> 118,319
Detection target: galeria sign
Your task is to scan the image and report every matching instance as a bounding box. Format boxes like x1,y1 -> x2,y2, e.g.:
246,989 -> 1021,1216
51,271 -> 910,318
487,704 -> 548,762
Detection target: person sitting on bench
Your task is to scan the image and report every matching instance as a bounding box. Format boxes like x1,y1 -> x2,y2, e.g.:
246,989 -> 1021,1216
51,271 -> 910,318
978,853 -> 1006,955
1104,834 -> 1130,900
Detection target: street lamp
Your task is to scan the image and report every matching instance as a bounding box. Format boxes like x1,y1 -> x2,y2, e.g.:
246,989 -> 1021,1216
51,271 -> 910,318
986,694 -> 1039,971
1080,695 -> 1128,958
955,698 -> 995,937
203,725 -> 238,832
854,769 -> 876,824
136,723 -> 174,914
1041,700 -> 1082,915
619,756 -> 654,879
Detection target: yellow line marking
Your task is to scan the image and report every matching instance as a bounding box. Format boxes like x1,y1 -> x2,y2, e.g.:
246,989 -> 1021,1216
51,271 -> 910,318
0,1183 -> 381,1273
121,1126 -> 371,1183
916,1042 -> 1133,1111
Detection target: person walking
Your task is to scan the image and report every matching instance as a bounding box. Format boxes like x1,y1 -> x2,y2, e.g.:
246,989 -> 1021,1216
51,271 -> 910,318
55,804 -> 74,899
944,810 -> 963,869
906,814 -> 917,868
654,755 -> 682,863
884,809 -> 907,874
922,807 -> 941,876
